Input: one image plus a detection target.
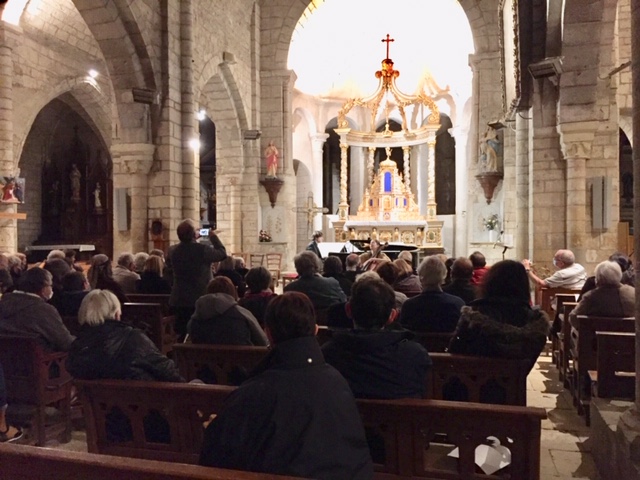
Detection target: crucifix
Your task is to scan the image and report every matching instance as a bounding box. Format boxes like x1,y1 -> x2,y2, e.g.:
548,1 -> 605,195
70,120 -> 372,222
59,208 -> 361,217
293,192 -> 328,235
381,33 -> 394,59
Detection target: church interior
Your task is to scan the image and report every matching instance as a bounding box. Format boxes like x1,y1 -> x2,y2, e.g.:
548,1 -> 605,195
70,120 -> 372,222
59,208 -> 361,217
0,0 -> 639,478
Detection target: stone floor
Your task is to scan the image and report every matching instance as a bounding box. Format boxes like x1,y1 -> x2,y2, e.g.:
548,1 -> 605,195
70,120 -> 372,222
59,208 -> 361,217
36,351 -> 601,478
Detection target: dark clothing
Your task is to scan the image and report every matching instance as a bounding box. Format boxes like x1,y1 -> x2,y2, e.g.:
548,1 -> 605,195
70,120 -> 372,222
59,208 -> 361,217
215,269 -> 247,298
448,300 -> 549,374
306,240 -> 322,259
344,270 -> 358,283
199,336 -> 372,479
96,277 -> 129,305
579,273 -> 636,300
443,279 -> 477,305
284,274 -> 346,310
393,274 -> 422,297
398,290 -> 465,333
238,291 -> 277,327
66,320 -> 183,382
189,293 -> 268,346
167,236 -> 227,308
0,291 -> 74,351
326,302 -> 353,329
50,290 -> 89,317
0,362 -> 6,407
136,271 -> 171,295
322,329 -> 431,399
324,272 -> 353,297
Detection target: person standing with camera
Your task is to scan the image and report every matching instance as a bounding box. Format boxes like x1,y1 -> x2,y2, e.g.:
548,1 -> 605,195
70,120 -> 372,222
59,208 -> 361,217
166,219 -> 227,340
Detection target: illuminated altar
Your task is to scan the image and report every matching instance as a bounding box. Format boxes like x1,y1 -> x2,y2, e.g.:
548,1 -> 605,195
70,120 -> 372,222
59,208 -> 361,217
332,36 -> 444,248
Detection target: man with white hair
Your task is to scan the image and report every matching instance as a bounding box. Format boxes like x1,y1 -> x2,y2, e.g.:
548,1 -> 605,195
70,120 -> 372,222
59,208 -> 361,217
570,261 -> 635,318
522,249 -> 587,289
113,252 -> 140,294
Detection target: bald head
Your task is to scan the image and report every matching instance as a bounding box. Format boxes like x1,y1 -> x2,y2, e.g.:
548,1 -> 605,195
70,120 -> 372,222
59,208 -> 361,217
554,250 -> 575,268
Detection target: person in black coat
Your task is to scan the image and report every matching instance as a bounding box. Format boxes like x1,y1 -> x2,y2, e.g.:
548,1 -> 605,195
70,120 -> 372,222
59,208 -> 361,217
238,266 -> 277,327
322,256 -> 353,297
166,219 -> 227,338
51,271 -> 90,317
398,255 -> 465,333
199,292 -> 372,479
442,257 -> 478,305
214,256 -> 247,298
305,230 -> 324,259
136,255 -> 171,294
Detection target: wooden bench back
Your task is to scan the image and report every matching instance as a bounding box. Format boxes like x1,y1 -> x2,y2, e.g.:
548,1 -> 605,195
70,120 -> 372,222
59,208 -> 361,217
127,294 -> 172,315
429,352 -> 529,405
0,335 -> 73,445
357,398 -> 546,479
76,379 -> 235,464
77,378 -> 546,479
595,331 -> 635,398
536,287 -> 580,318
122,302 -> 177,355
412,331 -> 453,353
0,444 -> 302,480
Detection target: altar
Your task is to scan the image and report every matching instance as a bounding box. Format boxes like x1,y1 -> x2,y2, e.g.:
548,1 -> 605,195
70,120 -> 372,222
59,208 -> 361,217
330,38 -> 444,249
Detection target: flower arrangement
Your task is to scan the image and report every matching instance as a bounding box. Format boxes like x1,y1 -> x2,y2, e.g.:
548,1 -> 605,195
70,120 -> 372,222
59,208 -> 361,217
483,214 -> 500,231
259,230 -> 272,242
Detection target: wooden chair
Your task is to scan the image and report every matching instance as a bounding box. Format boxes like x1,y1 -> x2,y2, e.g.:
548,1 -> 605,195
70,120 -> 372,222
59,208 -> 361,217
0,335 -> 72,446
589,331 -> 635,399
249,254 -> 264,268
121,303 -> 177,355
0,443 -> 304,480
264,253 -> 282,286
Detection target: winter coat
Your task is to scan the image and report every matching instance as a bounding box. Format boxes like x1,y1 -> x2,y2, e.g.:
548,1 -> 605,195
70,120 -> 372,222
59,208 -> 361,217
136,271 -> 171,295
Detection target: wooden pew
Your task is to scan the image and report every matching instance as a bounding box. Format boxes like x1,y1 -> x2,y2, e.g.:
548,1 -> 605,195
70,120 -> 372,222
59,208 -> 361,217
557,301 -> 578,386
536,286 -> 581,319
173,344 -> 528,406
569,315 -> 635,424
121,302 -> 177,355
0,335 -> 72,446
589,331 -> 635,399
127,293 -> 172,316
77,379 -> 547,479
429,353 -> 529,406
0,444 -> 302,480
412,331 -> 454,353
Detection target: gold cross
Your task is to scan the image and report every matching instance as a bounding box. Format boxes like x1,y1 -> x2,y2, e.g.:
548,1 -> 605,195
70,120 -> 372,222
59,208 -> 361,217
293,193 -> 329,233
381,34 -> 394,58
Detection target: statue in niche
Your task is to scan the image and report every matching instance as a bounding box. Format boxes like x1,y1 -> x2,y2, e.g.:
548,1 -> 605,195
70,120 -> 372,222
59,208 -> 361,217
265,141 -> 279,177
70,164 -> 81,202
93,183 -> 102,210
478,126 -> 501,173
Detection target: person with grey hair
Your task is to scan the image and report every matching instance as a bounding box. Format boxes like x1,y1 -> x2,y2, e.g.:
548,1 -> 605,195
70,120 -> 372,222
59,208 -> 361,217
0,268 -> 74,351
398,256 -> 465,333
569,261 -> 635,319
284,251 -> 346,313
133,252 -> 149,274
522,249 -> 587,289
113,252 -> 141,294
6,254 -> 23,286
46,249 -> 66,262
67,289 -> 183,382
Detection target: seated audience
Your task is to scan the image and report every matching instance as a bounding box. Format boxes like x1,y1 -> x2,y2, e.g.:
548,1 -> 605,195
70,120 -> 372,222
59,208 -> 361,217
214,256 -> 247,298
188,277 -> 268,346
0,361 -> 23,443
397,250 -> 416,273
570,260 -> 635,319
443,257 -> 477,304
113,252 -> 141,294
51,271 -> 90,317
199,292 -> 373,479
443,257 -> 455,285
522,249 -> 587,289
133,252 -> 149,275
284,251 -> 346,312
398,256 -> 465,333
149,249 -> 165,260
0,268 -> 74,351
238,266 -> 277,327
87,254 -> 128,305
374,261 -> 407,309
6,254 -> 23,287
44,251 -> 72,295
67,289 -> 183,382
469,251 -> 489,286
344,253 -> 360,282
0,268 -> 12,294
234,256 -> 249,278
323,256 -> 353,297
136,255 -> 171,294
579,252 -> 635,299
323,276 -> 431,399
392,258 -> 421,296
64,249 -> 84,273
448,260 -> 549,374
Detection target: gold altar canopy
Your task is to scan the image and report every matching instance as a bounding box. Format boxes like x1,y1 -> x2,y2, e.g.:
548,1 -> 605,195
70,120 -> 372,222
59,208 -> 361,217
332,35 -> 443,248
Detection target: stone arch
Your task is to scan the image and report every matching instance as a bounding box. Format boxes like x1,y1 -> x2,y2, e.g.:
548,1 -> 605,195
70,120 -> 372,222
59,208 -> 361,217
293,107 -> 318,137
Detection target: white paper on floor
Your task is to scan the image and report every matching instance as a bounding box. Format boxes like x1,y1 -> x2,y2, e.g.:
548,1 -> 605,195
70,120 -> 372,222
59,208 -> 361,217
448,436 -> 512,475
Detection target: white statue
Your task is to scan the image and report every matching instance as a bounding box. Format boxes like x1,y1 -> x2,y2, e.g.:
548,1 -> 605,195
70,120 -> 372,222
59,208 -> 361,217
94,183 -> 102,209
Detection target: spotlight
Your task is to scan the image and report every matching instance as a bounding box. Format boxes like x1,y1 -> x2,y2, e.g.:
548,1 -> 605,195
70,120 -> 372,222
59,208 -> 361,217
196,109 -> 207,121
88,69 -> 99,79
188,138 -> 201,151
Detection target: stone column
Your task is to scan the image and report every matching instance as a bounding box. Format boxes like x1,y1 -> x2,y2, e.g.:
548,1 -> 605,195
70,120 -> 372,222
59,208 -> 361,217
309,133 -> 328,231
111,143 -> 155,254
515,110 -> 530,258
367,147 -> 375,186
0,25 -> 20,252
426,137 -> 437,219
402,146 -> 411,193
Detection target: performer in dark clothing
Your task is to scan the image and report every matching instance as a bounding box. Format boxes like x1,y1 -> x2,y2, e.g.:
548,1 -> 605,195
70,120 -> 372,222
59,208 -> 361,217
305,230 -> 324,259
199,292 -> 372,480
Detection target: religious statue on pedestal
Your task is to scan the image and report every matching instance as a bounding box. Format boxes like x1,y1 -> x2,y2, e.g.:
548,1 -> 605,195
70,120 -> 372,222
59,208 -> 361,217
478,126 -> 502,173
93,183 -> 102,211
265,141 -> 278,178
70,164 -> 81,202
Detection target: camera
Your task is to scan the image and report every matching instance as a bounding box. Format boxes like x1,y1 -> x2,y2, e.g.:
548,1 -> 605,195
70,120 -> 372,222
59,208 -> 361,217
199,228 -> 210,236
